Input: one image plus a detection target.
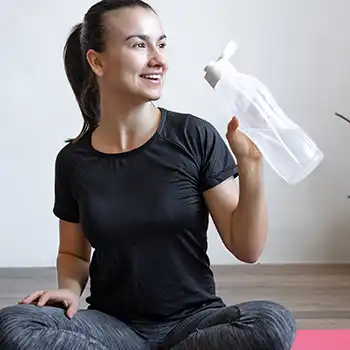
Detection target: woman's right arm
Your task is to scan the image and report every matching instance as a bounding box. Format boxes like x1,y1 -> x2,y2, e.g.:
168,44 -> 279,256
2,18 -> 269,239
19,220 -> 91,318
57,219 -> 91,296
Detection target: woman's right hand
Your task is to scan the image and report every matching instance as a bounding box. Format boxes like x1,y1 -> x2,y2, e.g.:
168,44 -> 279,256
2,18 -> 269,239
18,289 -> 80,319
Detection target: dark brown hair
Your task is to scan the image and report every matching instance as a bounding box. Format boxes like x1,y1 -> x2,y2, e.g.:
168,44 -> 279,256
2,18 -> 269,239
63,0 -> 156,142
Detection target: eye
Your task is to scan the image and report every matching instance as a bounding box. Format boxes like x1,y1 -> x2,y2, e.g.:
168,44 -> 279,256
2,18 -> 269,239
133,42 -> 146,48
158,42 -> 167,49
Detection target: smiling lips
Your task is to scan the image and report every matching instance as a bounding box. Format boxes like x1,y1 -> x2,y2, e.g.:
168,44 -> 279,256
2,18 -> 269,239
140,73 -> 163,85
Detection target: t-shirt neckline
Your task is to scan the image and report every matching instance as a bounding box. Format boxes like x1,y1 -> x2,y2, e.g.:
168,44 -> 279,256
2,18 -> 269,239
86,107 -> 166,158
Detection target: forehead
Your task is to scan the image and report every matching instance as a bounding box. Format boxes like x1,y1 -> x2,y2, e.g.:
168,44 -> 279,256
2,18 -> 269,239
103,7 -> 165,42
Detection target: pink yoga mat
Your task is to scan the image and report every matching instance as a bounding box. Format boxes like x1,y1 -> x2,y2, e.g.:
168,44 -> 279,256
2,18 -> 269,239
292,330 -> 350,350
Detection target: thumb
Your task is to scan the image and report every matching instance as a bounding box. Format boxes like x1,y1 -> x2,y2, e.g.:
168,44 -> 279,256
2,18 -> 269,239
226,116 -> 240,142
66,303 -> 78,319
226,117 -> 239,139
227,116 -> 239,133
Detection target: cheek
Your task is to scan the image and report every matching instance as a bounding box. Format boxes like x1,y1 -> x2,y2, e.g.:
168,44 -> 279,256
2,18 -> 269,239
118,57 -> 145,80
102,62 -> 133,85
102,57 -> 122,78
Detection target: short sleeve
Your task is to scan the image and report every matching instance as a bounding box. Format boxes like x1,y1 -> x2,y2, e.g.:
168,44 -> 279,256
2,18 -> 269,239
198,120 -> 238,192
53,148 -> 80,223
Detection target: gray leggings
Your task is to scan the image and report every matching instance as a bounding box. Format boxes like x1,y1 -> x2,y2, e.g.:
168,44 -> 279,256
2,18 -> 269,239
0,300 -> 296,349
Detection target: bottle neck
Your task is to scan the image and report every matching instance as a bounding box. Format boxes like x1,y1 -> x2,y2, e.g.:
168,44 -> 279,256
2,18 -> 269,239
204,59 -> 237,88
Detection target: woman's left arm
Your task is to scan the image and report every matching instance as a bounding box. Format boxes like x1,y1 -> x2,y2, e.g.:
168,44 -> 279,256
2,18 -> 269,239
203,117 -> 268,263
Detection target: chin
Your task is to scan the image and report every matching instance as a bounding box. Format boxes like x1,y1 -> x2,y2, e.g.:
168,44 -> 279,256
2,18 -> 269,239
149,94 -> 162,102
140,91 -> 163,102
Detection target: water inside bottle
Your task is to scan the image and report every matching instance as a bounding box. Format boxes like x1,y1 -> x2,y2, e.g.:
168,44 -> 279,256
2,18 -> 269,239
243,127 -> 324,184
213,73 -> 324,183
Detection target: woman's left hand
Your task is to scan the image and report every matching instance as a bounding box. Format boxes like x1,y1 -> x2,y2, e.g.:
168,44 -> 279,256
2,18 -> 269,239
226,116 -> 263,161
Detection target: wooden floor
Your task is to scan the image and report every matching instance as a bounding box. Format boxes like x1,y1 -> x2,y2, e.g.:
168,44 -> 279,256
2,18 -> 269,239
0,264 -> 349,329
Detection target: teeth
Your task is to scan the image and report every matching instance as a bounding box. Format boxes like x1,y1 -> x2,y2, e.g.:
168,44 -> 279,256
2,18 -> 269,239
141,74 -> 161,80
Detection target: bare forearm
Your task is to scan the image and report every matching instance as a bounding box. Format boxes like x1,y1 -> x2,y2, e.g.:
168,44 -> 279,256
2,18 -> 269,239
56,253 -> 90,296
230,158 -> 268,263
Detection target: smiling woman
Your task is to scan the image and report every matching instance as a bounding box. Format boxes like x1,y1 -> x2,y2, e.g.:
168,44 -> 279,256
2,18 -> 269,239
62,0 -> 168,144
0,0 -> 295,349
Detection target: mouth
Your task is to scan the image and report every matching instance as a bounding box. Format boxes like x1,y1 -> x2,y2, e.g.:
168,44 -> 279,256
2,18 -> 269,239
140,74 -> 163,84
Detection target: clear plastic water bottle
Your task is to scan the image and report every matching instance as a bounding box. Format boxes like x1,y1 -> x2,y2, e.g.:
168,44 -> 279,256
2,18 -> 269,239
204,41 -> 324,185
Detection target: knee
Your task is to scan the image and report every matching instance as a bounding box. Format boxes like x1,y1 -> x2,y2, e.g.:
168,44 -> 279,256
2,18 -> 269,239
0,304 -> 24,329
247,300 -> 296,349
0,305 -> 25,345
173,302 -> 296,350
0,304 -> 48,344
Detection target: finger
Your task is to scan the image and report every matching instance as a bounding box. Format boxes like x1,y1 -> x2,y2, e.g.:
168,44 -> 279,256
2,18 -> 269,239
66,303 -> 78,319
228,116 -> 239,132
20,291 -> 41,303
36,292 -> 51,307
20,291 -> 44,304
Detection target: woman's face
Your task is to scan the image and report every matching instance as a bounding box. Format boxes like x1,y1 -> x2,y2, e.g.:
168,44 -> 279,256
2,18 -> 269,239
89,7 -> 168,102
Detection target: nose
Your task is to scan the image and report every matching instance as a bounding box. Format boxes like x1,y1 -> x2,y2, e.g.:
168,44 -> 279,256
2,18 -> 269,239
148,48 -> 167,68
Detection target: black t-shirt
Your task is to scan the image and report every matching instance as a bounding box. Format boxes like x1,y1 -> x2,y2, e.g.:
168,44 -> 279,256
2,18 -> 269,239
53,107 -> 238,322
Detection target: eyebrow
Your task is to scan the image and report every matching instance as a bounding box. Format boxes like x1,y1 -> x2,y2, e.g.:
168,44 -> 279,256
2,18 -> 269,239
125,34 -> 167,41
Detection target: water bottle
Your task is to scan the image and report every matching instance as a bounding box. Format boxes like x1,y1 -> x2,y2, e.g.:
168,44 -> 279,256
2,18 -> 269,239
204,40 -> 324,185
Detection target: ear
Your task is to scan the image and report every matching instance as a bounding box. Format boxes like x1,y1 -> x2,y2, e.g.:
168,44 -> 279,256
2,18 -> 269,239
86,49 -> 104,77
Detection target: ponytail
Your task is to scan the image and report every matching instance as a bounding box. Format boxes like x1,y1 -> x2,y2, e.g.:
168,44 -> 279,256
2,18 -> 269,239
62,1 -> 157,143
63,23 -> 100,142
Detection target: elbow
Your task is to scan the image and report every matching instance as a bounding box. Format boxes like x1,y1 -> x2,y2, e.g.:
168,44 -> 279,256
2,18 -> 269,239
227,232 -> 266,264
238,254 -> 260,264
229,246 -> 263,264
224,226 -> 267,264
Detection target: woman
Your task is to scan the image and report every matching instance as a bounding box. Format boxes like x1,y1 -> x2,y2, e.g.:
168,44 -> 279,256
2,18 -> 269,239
0,0 -> 296,349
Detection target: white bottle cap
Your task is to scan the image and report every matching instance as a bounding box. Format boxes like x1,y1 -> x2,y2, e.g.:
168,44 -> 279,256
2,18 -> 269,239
204,40 -> 238,88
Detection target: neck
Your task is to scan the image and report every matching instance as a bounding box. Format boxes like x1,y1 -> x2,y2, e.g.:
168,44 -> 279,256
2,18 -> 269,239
93,91 -> 161,154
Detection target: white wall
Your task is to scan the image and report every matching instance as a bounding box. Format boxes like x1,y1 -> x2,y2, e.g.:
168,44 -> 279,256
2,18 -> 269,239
0,0 -> 349,267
